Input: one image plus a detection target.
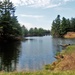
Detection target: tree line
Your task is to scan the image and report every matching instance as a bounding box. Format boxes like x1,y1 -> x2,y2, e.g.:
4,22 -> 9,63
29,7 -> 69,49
22,25 -> 50,37
0,0 -> 22,40
51,15 -> 75,37
0,0 -> 50,41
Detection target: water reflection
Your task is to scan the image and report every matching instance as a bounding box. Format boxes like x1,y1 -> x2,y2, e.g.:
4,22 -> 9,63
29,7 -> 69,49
52,38 -> 63,55
52,37 -> 75,55
17,36 -> 56,71
0,36 -> 75,71
0,41 -> 21,71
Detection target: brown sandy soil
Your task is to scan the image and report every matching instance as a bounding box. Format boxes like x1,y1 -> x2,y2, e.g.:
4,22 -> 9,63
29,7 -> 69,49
45,45 -> 75,71
53,53 -> 75,71
64,32 -> 75,38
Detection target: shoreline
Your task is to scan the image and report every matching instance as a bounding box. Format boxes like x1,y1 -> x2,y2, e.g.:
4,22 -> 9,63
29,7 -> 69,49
45,45 -> 75,71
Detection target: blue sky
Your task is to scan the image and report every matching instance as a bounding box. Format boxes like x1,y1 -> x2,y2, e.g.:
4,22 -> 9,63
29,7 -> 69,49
10,0 -> 75,30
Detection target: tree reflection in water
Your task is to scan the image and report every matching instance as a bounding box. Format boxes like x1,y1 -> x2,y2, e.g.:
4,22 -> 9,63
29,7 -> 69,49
52,37 -> 64,55
0,41 -> 21,71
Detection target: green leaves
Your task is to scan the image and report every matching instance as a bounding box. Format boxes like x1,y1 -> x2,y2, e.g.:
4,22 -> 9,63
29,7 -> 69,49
51,15 -> 61,37
28,27 -> 50,36
51,15 -> 75,37
0,0 -> 22,38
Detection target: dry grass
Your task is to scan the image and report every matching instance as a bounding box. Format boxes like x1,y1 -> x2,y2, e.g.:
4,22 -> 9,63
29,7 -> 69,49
0,71 -> 75,75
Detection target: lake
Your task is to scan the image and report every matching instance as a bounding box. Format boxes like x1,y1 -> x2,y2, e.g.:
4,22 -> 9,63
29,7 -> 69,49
0,36 -> 75,71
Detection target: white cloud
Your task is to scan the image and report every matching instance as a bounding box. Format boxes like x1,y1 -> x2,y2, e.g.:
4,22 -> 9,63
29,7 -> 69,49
10,0 -> 50,7
9,0 -> 74,8
20,14 -> 44,19
45,3 -> 61,8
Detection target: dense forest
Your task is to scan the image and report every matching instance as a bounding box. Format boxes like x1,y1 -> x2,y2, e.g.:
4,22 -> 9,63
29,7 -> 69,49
51,15 -> 75,37
0,0 -> 22,41
0,0 -> 50,41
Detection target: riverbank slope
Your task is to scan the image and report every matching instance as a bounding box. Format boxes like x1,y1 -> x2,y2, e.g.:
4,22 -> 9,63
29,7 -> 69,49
45,45 -> 75,71
64,32 -> 75,38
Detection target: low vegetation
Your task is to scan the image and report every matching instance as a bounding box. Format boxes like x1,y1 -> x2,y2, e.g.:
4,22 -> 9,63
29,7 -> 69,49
0,70 -> 75,75
45,45 -> 75,71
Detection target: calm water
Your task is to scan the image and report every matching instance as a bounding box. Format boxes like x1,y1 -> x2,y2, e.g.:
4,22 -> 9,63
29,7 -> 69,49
0,36 -> 75,71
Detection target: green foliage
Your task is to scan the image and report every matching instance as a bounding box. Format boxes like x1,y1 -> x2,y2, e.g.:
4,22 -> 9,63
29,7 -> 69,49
22,25 -> 28,37
0,0 -> 50,38
60,17 -> 67,36
51,15 -> 61,37
45,64 -> 55,70
28,27 -> 50,36
51,15 -> 75,37
61,45 -> 75,55
0,0 -> 22,39
38,28 -> 45,36
70,18 -> 75,31
1,71 -> 75,75
55,52 -> 60,56
29,28 -> 34,36
33,27 -> 39,36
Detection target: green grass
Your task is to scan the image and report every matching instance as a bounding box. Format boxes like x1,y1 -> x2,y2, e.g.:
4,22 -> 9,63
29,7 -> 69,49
44,45 -> 75,71
55,45 -> 75,56
61,45 -> 75,54
0,70 -> 75,75
45,64 -> 55,70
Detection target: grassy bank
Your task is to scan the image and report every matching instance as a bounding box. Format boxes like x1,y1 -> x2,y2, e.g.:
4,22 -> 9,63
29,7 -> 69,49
45,45 -> 75,71
0,70 -> 75,75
